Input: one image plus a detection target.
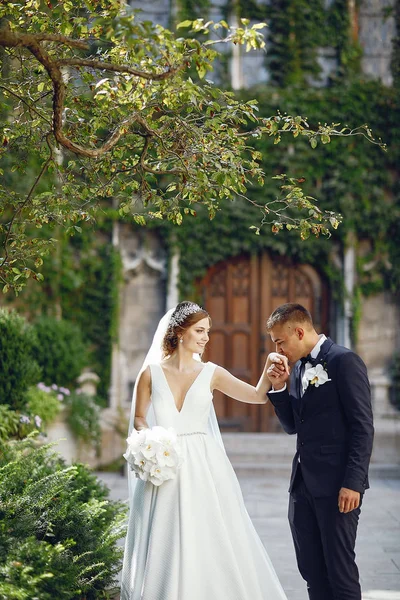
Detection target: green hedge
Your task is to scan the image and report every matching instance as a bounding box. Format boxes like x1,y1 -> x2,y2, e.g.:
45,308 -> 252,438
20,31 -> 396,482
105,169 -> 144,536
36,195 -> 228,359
31,317 -> 88,389
0,309 -> 41,411
0,437 -> 126,599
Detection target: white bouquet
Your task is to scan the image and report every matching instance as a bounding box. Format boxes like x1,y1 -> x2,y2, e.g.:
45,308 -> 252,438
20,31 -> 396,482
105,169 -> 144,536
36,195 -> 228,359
123,426 -> 183,486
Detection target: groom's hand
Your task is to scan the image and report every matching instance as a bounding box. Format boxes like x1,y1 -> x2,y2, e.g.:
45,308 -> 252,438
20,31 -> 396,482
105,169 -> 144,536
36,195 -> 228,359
266,353 -> 290,390
338,487 -> 361,513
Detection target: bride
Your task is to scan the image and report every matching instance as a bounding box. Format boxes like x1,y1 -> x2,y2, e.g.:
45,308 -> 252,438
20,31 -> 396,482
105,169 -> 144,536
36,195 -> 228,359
121,301 -> 288,600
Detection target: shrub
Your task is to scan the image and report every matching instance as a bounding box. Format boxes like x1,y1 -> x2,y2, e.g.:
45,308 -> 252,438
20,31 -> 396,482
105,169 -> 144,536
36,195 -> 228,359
0,437 -> 127,599
25,384 -> 62,427
31,317 -> 88,389
0,309 -> 42,410
0,406 -> 20,441
65,392 -> 102,454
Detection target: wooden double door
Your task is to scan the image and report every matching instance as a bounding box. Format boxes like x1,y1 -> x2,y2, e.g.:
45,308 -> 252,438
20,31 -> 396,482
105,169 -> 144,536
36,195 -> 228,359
198,253 -> 330,432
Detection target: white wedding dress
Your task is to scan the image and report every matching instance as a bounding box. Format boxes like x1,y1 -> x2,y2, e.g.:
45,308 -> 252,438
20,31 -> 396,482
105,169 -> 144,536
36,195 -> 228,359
121,361 -> 287,600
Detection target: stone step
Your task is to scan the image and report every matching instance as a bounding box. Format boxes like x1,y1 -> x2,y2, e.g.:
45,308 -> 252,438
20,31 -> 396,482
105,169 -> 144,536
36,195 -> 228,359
221,432 -> 400,479
221,433 -> 295,474
222,432 -> 296,459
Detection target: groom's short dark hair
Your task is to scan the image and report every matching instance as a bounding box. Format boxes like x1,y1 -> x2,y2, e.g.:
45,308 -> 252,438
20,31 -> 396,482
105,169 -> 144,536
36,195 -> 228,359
266,303 -> 313,331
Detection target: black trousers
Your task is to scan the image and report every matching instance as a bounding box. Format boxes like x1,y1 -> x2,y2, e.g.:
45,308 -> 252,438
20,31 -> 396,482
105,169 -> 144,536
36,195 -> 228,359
288,466 -> 362,600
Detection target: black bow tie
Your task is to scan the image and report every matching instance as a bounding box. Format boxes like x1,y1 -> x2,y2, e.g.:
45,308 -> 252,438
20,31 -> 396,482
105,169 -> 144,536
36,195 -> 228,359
300,354 -> 318,367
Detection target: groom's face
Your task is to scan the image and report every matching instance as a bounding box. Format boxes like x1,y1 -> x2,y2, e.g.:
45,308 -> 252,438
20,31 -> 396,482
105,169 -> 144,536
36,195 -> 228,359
269,322 -> 304,365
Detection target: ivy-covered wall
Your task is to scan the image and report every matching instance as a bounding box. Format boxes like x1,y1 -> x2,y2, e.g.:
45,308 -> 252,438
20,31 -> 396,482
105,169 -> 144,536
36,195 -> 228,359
166,0 -> 399,304
9,221 -> 121,403
168,78 -> 399,299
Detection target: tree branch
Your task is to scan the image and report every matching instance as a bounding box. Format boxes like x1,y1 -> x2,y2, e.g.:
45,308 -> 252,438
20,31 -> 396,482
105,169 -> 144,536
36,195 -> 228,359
57,58 -> 184,80
0,23 -> 88,51
0,22 -> 188,158
32,33 -> 90,50
0,84 -> 52,126
0,22 -> 185,80
139,135 -> 184,175
2,134 -> 54,265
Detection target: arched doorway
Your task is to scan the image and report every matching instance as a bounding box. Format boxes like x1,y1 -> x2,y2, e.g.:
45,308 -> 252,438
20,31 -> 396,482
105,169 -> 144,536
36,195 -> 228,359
198,252 -> 330,432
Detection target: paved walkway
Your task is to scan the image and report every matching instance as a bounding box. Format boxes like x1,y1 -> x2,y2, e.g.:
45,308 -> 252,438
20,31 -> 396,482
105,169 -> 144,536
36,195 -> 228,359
98,467 -> 400,600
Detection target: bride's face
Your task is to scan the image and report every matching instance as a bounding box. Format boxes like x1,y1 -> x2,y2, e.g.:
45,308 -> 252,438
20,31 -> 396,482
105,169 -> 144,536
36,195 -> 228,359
182,317 -> 210,354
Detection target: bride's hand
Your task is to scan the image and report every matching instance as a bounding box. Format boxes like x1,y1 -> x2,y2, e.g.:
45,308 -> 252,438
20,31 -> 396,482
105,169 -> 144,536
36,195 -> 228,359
266,352 -> 290,375
265,353 -> 290,390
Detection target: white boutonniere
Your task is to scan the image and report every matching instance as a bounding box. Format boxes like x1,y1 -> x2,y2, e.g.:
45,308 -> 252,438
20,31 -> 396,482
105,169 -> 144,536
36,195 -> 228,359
304,363 -> 331,389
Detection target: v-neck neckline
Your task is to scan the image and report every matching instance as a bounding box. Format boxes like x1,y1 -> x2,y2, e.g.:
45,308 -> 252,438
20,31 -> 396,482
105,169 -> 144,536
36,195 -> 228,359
158,362 -> 208,414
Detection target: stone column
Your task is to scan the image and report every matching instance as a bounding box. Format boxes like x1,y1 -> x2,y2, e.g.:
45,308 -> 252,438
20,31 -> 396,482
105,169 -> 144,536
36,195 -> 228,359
334,235 -> 356,349
166,247 -> 180,310
343,233 -> 356,350
230,11 -> 244,90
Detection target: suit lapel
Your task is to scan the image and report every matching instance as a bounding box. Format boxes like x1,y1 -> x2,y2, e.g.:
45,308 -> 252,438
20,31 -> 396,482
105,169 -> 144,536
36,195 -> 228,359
317,337 -> 334,365
297,337 -> 335,413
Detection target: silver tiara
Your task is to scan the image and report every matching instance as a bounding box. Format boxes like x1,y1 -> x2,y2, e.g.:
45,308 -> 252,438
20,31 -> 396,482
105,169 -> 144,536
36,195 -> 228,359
169,304 -> 203,328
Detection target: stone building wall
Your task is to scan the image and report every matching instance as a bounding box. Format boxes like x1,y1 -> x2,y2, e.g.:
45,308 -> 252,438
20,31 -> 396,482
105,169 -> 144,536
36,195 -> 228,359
357,292 -> 400,426
359,0 -> 396,85
97,226 -> 167,467
104,0 -> 399,467
129,0 -> 396,87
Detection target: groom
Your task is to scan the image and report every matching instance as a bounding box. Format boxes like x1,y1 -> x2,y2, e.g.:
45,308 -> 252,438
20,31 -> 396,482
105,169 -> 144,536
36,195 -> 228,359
266,303 -> 374,600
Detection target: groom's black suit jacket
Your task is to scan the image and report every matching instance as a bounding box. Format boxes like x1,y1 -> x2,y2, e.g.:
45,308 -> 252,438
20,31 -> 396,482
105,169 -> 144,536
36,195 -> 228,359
268,338 -> 374,497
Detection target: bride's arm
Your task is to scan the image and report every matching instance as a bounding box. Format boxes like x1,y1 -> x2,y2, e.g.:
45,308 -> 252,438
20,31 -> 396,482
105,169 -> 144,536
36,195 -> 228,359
211,353 -> 289,405
134,367 -> 152,430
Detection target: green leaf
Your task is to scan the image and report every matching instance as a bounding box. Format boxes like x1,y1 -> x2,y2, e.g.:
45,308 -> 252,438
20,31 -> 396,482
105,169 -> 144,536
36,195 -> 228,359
310,137 -> 318,149
60,21 -> 73,35
134,215 -> 146,226
196,64 -> 207,79
177,20 -> 193,29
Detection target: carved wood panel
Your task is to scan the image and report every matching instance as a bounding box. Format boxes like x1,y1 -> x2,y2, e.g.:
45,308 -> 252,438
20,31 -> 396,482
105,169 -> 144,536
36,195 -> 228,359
199,252 -> 330,432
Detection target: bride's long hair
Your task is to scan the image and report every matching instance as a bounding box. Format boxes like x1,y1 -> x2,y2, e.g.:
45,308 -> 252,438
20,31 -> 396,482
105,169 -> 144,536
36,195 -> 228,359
162,301 -> 211,358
